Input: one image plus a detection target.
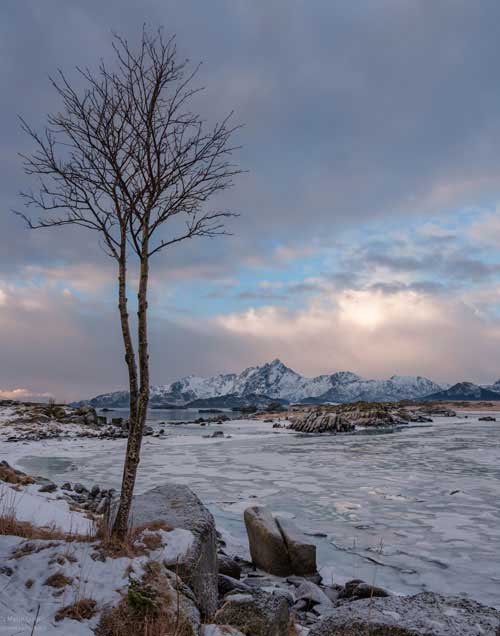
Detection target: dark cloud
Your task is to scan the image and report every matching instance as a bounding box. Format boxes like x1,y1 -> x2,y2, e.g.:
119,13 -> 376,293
3,2 -> 500,395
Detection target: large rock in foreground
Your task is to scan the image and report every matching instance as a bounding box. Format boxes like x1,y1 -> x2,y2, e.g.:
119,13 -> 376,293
244,506 -> 318,577
244,506 -> 292,576
132,484 -> 217,618
309,592 -> 500,636
276,516 -> 317,576
214,591 -> 290,636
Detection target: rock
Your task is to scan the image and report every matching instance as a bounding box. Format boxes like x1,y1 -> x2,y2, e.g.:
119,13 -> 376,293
38,482 -> 57,493
288,410 -> 354,433
272,588 -> 295,606
244,506 -> 291,576
201,625 -> 245,636
90,484 -> 100,497
309,592 -> 500,636
296,581 -> 332,614
214,590 -> 289,636
96,497 -> 111,515
339,579 -> 389,600
276,516 -> 317,575
61,482 -> 72,491
131,483 -> 218,618
287,574 -> 323,586
479,416 -> 496,421
322,585 -> 342,603
218,554 -> 242,579
73,483 -> 87,494
218,574 -> 252,597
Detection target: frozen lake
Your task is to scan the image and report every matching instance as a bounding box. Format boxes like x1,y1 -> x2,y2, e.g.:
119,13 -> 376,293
2,410 -> 500,608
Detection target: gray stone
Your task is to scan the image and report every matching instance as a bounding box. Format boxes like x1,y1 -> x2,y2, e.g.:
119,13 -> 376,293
296,580 -> 333,613
131,483 -> 217,618
218,554 -> 242,579
61,482 -> 72,491
339,578 -> 389,600
244,506 -> 291,576
218,574 -> 252,597
214,590 -> 289,636
38,482 -> 57,493
201,625 -> 246,636
309,592 -> 500,636
73,482 -> 87,493
276,516 -> 317,575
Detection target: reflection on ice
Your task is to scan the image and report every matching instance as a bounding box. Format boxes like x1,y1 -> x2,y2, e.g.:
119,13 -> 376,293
3,411 -> 500,608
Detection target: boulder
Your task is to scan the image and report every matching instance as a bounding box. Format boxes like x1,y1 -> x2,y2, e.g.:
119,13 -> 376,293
295,580 -> 332,614
288,411 -> 354,433
131,484 -> 218,618
218,554 -> 242,579
214,590 -> 290,636
339,579 -> 389,600
276,516 -> 317,575
309,592 -> 500,636
244,506 -> 291,576
218,574 -> 252,597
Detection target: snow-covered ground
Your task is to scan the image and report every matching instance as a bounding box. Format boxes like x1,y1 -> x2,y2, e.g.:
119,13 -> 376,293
0,478 -> 194,635
1,409 -> 500,613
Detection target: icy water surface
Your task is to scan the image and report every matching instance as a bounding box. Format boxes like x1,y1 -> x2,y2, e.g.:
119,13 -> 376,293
4,410 -> 500,607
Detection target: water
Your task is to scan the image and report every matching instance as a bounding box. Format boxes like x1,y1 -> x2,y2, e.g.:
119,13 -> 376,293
3,410 -> 500,607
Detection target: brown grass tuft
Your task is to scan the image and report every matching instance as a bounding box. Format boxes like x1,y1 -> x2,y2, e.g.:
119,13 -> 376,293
55,598 -> 97,622
0,512 -> 67,541
93,519 -> 172,559
25,578 -> 34,589
0,463 -> 34,486
43,571 -> 73,588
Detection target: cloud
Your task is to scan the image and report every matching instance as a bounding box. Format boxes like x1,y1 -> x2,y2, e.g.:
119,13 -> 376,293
3,2 -> 500,397
216,286 -> 500,383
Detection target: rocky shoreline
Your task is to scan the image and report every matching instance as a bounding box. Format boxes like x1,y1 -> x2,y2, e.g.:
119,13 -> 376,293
0,399 -> 463,445
1,461 -> 499,635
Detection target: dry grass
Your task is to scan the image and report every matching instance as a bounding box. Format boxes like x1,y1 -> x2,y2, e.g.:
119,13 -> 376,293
96,562 -> 190,636
44,571 -> 73,588
0,463 -> 34,486
93,519 -> 172,559
25,578 -> 34,589
0,510 -> 67,540
55,598 -> 97,622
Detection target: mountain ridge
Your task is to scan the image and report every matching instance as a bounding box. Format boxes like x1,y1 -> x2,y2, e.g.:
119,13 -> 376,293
72,359 -> 484,408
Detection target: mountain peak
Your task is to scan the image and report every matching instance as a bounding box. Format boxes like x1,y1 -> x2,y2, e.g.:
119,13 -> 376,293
267,358 -> 287,369
78,361 -> 446,407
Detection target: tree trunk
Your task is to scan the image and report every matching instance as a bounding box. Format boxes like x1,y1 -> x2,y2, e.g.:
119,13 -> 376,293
112,241 -> 140,539
112,239 -> 150,539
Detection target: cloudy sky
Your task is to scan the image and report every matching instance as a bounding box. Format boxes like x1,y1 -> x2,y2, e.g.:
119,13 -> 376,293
3,1 -> 500,400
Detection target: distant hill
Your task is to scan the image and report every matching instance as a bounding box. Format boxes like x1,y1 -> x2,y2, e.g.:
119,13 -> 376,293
424,382 -> 500,401
72,359 -> 445,408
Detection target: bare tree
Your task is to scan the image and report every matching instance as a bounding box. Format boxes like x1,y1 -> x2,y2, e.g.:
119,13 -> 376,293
18,28 -> 242,538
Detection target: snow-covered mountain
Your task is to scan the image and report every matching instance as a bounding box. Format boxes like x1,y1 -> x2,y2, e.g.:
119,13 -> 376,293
76,359 -> 447,407
424,382 -> 500,401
